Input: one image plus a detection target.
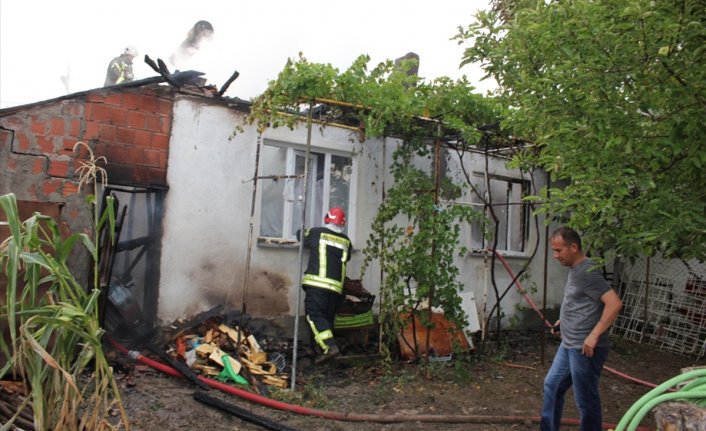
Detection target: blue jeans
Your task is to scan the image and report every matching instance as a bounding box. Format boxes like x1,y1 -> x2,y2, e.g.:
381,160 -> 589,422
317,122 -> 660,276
540,344 -> 609,431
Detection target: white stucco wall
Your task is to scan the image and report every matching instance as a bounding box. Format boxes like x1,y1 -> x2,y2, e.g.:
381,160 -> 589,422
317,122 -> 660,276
157,95 -> 568,331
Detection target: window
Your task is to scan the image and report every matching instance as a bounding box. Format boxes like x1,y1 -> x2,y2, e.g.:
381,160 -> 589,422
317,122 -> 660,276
469,174 -> 530,253
259,142 -> 352,241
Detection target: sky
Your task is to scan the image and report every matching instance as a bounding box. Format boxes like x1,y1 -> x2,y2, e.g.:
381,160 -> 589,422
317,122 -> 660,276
0,0 -> 494,109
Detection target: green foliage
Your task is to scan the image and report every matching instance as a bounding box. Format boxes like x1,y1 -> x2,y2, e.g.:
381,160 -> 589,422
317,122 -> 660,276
458,0 -> 706,260
362,147 -> 485,360
0,145 -> 125,429
248,53 -> 503,140
246,51 -> 507,361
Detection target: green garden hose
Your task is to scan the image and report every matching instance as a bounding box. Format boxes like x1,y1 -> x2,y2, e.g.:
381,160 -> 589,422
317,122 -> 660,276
613,368 -> 706,431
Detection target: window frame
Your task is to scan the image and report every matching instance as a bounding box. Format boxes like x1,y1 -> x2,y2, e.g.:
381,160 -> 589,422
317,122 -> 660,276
469,173 -> 531,256
257,141 -> 356,244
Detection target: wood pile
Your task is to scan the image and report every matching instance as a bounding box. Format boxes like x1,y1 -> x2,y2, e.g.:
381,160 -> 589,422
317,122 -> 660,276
169,321 -> 289,390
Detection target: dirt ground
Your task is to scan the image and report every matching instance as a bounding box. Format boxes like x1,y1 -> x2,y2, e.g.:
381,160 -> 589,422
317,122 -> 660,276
108,331 -> 706,431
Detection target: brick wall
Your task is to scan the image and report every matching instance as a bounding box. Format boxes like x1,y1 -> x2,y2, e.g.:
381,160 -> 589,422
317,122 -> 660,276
82,87 -> 174,186
0,84 -> 174,203
0,84 -> 175,288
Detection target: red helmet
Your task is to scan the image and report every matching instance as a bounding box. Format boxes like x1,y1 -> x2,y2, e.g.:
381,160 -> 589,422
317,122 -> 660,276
324,207 -> 346,226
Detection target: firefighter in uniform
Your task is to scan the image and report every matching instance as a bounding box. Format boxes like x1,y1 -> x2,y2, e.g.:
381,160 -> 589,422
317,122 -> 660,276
300,207 -> 352,364
104,46 -> 138,86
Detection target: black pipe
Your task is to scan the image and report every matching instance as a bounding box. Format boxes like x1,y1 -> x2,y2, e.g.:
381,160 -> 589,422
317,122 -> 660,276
193,391 -> 300,431
145,343 -> 210,391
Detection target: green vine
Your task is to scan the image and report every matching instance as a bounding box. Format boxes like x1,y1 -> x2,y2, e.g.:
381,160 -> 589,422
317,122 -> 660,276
246,52 -> 511,362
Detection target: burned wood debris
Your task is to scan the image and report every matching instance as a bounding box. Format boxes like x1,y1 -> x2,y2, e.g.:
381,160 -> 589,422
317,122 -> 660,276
157,313 -> 291,390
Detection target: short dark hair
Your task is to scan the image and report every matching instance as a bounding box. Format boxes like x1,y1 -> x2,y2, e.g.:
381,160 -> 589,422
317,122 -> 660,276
551,226 -> 582,250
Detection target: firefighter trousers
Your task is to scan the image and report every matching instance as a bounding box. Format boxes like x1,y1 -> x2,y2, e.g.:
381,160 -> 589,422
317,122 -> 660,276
303,286 -> 339,353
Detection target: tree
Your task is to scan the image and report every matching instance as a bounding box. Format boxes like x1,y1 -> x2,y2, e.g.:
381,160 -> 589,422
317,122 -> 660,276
458,0 -> 706,261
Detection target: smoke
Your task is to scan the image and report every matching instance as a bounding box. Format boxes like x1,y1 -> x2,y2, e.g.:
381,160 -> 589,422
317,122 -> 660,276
169,20 -> 215,70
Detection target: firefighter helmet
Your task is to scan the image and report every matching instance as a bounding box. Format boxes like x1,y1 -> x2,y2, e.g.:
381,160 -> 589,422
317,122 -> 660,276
124,46 -> 138,57
324,207 -> 346,226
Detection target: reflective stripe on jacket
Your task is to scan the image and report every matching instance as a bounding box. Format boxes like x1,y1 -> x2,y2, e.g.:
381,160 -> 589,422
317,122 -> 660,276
302,228 -> 352,294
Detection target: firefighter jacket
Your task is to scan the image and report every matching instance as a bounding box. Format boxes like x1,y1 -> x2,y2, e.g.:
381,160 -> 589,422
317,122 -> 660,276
104,55 -> 135,86
301,227 -> 352,294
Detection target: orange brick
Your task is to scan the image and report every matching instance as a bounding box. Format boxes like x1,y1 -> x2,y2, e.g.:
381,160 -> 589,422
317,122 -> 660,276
84,121 -> 100,140
105,93 -> 123,106
144,114 -> 161,131
37,135 -> 55,154
142,149 -> 162,167
157,99 -> 173,115
151,133 -> 169,149
109,106 -> 129,124
122,93 -> 143,110
17,133 -> 30,153
63,138 -> 78,152
106,144 -> 127,162
50,118 -> 65,135
133,129 -> 152,147
100,123 -> 117,141
63,181 -> 80,197
91,104 -> 112,122
84,102 -> 94,120
70,118 -> 81,136
86,94 -> 106,103
42,178 -> 63,196
48,159 -> 71,178
31,118 -> 45,134
127,111 -> 145,128
140,96 -> 159,112
33,158 -> 46,174
160,116 -> 172,134
116,126 -> 135,144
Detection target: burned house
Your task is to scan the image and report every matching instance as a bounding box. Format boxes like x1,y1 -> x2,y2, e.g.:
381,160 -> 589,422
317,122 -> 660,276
0,77 -> 566,337
2,75 -> 645,348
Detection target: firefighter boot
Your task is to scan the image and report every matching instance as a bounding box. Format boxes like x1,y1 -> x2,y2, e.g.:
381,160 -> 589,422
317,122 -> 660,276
315,342 -> 340,365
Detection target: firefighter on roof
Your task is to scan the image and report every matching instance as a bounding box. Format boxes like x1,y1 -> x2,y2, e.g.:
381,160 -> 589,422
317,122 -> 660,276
299,207 -> 352,364
104,46 -> 138,86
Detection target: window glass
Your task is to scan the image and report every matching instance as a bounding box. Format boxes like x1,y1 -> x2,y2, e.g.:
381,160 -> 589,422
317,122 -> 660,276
329,154 -> 352,219
259,145 -> 286,237
259,143 -> 352,241
470,173 -> 529,253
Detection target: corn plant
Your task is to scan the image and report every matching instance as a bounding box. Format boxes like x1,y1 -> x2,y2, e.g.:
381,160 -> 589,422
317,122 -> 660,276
0,142 -> 127,430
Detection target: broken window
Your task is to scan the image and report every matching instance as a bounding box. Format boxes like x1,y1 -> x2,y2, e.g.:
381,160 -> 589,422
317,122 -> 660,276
258,142 -> 352,241
469,174 -> 530,254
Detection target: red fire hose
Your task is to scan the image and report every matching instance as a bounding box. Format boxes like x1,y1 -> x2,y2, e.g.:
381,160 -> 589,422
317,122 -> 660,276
108,337 -> 651,430
489,249 -> 663,389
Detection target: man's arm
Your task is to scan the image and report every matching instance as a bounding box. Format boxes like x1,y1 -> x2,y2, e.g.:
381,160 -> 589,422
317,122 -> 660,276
582,289 -> 622,356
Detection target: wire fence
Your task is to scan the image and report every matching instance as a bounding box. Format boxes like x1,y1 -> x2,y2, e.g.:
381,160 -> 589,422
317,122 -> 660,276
611,257 -> 706,358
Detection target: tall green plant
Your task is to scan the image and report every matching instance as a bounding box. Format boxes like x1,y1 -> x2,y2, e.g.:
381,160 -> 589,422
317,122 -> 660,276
0,142 -> 126,430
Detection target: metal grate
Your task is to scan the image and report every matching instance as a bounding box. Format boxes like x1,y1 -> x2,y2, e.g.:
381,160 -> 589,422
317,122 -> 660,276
611,257 -> 706,358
